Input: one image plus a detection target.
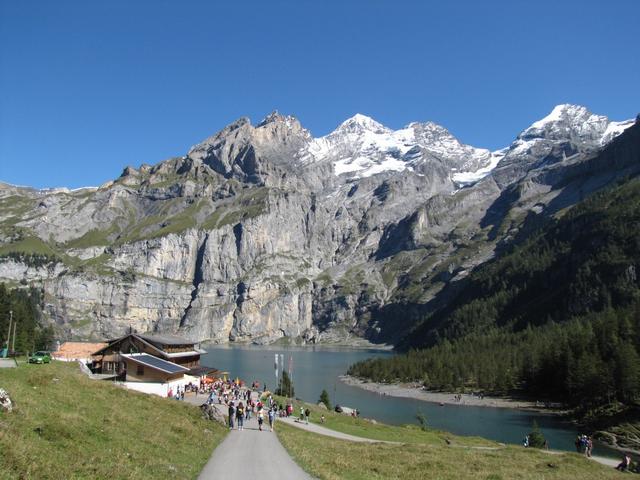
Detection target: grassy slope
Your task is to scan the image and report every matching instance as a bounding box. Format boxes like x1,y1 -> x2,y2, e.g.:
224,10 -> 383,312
0,361 -> 226,480
272,396 -> 624,479
272,394 -> 494,446
276,423 -> 624,480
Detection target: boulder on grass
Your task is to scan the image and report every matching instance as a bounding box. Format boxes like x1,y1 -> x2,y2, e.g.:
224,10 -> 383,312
200,403 -> 226,426
0,388 -> 12,413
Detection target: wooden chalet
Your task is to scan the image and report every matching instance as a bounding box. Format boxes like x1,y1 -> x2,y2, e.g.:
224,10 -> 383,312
120,353 -> 190,384
91,333 -> 218,380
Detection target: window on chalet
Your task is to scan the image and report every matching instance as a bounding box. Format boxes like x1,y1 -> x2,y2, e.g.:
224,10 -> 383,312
137,364 -> 144,376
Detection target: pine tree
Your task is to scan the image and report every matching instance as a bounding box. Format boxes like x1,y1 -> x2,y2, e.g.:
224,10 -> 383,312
275,371 -> 295,398
416,410 -> 428,431
319,389 -> 331,410
528,420 -> 546,448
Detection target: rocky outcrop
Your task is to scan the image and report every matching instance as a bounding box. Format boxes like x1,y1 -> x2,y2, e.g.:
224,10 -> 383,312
0,388 -> 13,413
200,403 -> 226,426
0,107 -> 637,345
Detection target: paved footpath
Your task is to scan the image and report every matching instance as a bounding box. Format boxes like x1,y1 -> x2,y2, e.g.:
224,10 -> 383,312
278,414 -> 396,443
184,392 -> 312,480
185,392 -> 620,475
275,409 -> 621,470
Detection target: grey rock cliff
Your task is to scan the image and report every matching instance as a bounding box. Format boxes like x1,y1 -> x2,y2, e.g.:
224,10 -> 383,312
0,106 -> 637,344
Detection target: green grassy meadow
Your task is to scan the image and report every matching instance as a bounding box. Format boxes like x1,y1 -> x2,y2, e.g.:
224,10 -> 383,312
0,361 -> 226,479
271,395 -> 625,479
276,422 -> 625,480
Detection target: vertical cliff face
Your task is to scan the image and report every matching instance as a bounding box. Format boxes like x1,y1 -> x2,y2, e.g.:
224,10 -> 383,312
0,107 -> 637,344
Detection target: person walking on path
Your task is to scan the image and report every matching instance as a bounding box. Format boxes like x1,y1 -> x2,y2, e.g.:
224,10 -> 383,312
299,407 -> 305,423
228,402 -> 235,430
268,407 -> 275,432
304,408 -> 310,425
236,402 -> 245,431
586,436 -> 593,457
258,408 -> 265,431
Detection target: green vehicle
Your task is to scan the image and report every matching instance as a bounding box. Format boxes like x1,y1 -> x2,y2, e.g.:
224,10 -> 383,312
29,351 -> 51,364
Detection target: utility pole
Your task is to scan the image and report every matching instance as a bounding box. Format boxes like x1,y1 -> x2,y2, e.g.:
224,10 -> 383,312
12,312 -> 17,353
5,311 -> 12,349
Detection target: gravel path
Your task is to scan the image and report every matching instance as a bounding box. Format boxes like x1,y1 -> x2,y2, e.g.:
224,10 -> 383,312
184,392 -> 312,480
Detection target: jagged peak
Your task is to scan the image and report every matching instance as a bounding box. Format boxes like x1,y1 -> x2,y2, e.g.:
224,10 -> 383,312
335,113 -> 389,134
410,120 -> 456,138
528,104 -> 592,130
257,110 -> 299,128
517,103 -> 635,146
228,116 -> 252,129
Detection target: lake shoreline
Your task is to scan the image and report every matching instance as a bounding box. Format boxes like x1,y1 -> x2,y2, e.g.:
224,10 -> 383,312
340,375 -> 565,415
341,376 -> 640,459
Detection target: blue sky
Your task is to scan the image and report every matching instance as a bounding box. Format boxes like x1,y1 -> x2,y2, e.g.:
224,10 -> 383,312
1,0 -> 638,189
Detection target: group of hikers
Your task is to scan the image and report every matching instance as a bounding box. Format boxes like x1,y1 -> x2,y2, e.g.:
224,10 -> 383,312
167,385 -> 186,400
167,377 -> 241,401
223,388 -> 317,432
226,398 -> 276,432
575,434 -> 594,457
199,378 -> 319,433
575,433 -> 636,472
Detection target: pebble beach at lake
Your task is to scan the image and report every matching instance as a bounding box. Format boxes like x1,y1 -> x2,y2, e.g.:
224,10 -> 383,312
340,375 -> 562,413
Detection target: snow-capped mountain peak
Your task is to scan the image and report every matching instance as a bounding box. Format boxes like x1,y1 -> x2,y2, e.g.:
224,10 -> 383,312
336,113 -> 389,134
302,115 -> 415,177
528,104 -> 590,130
298,105 -> 634,184
504,104 -> 635,163
519,103 -> 633,145
301,115 -> 493,181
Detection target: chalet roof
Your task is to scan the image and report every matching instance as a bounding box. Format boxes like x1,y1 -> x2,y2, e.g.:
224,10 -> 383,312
121,353 -> 190,374
91,333 -> 198,357
136,333 -> 196,346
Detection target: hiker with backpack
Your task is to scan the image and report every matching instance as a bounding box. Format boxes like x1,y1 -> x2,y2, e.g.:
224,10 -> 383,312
236,402 -> 245,431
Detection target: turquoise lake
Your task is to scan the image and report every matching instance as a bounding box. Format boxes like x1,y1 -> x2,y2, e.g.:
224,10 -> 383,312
201,344 -> 619,458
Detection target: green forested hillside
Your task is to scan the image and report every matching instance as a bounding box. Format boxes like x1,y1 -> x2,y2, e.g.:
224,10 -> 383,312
0,284 -> 54,353
350,176 -> 640,408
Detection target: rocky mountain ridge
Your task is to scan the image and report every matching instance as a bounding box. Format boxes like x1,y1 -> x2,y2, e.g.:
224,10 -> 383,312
0,105 -> 637,345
